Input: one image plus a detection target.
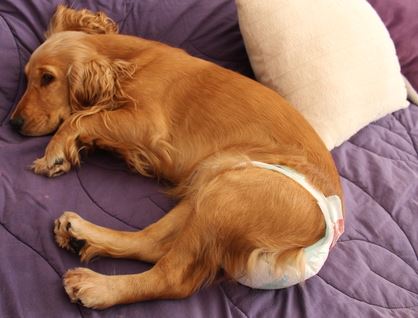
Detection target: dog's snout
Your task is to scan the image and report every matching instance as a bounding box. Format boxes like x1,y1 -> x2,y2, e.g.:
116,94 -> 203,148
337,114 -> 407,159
9,116 -> 25,131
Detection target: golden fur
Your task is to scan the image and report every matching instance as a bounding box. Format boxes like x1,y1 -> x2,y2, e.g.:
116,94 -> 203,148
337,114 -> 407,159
10,6 -> 343,309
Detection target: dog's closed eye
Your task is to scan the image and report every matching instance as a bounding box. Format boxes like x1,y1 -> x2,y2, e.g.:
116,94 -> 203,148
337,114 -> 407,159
41,73 -> 55,87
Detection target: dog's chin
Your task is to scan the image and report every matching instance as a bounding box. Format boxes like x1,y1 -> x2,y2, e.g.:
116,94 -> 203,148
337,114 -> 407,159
19,129 -> 54,137
20,121 -> 63,137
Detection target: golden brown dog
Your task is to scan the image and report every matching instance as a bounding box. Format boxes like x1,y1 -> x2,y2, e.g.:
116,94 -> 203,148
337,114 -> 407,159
10,6 -> 343,309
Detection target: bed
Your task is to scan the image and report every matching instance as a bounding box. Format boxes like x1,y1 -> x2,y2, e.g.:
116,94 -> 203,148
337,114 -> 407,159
0,0 -> 417,317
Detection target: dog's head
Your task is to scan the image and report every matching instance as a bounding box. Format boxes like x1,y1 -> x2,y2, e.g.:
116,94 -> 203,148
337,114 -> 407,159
9,5 -> 134,136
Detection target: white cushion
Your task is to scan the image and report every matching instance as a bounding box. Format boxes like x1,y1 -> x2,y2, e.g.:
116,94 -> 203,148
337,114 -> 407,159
236,0 -> 409,149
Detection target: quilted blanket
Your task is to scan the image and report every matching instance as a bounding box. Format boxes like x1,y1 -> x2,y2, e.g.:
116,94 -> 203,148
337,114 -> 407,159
0,0 -> 417,317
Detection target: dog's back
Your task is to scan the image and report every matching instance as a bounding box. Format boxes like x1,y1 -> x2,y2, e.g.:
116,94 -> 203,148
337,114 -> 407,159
81,33 -> 342,197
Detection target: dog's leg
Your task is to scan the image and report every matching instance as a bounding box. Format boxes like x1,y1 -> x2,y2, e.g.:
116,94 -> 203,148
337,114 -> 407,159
62,222 -> 218,309
54,200 -> 192,263
31,120 -> 80,177
31,115 -> 89,177
32,109 -> 146,177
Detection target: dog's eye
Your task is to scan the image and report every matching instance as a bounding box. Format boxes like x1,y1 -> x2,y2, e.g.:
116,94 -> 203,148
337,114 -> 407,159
41,73 -> 55,86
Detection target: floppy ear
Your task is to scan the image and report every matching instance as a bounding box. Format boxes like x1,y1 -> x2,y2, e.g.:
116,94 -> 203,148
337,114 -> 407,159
46,5 -> 118,37
67,57 -> 136,112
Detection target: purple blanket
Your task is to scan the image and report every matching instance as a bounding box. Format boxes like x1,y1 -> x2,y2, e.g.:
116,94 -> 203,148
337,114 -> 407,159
0,0 -> 417,317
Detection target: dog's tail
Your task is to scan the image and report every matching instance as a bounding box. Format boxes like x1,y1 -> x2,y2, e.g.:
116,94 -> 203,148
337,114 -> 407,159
241,243 -> 307,288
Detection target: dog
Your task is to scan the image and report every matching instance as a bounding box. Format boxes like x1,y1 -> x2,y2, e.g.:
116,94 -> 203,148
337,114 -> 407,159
9,6 -> 344,309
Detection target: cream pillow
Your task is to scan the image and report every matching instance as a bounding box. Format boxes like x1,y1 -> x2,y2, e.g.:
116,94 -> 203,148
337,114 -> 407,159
236,0 -> 409,149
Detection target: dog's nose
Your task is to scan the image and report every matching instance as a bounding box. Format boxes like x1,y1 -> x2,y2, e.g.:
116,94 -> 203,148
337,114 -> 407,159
9,116 -> 25,131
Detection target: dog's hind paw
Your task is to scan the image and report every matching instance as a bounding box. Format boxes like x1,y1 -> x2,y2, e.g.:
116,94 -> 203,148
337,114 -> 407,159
63,267 -> 116,309
54,211 -> 99,262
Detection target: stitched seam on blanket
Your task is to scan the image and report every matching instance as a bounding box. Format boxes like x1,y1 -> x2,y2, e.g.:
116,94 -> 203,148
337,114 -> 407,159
219,285 -> 249,318
338,240 -> 418,295
75,169 -> 139,230
340,175 -> 418,262
0,13 -> 25,126
317,275 -> 418,310
369,121 -> 414,153
83,159 -> 163,198
117,0 -> 133,31
0,222 -> 85,318
339,239 -> 418,275
392,112 -> 418,156
369,267 -> 418,296
363,122 -> 417,158
147,195 -> 169,215
347,140 -> 417,163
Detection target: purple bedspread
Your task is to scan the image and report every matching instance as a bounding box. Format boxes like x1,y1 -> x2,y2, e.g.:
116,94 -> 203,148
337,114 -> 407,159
0,0 -> 417,317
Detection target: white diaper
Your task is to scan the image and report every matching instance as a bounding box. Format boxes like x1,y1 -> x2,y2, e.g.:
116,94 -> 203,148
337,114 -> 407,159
236,161 -> 344,289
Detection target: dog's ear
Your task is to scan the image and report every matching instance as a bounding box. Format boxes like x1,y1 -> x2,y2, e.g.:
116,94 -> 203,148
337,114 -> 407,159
46,5 -> 118,37
67,57 -> 136,112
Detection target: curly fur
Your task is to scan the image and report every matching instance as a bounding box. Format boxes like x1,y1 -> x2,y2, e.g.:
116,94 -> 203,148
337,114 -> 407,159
45,5 -> 118,37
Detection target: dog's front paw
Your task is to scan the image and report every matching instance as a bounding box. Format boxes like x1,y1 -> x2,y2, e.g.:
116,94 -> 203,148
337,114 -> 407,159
32,154 -> 71,177
64,268 -> 116,309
